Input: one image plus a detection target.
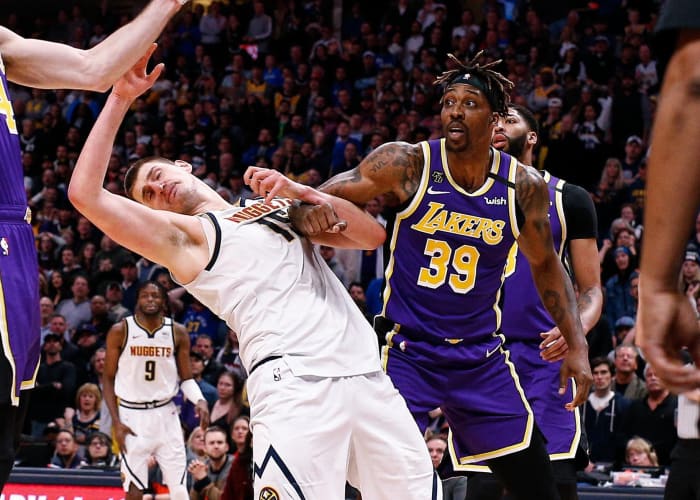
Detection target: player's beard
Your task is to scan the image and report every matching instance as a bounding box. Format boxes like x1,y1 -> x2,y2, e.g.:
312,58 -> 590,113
505,134 -> 527,161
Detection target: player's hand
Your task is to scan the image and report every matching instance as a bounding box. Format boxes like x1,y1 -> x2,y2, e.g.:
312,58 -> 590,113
112,44 -> 164,103
638,288 -> 700,393
558,345 -> 592,410
195,400 -> 210,430
289,202 -> 347,236
188,459 -> 208,481
539,329 -> 568,362
244,167 -> 312,205
114,421 -> 137,453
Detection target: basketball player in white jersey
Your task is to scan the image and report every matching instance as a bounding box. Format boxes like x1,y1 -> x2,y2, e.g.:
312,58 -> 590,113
69,48 -> 438,500
102,280 -> 210,500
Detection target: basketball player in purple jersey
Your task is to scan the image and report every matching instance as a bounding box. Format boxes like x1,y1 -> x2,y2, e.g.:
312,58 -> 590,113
0,0 -> 190,489
490,104 -> 602,499
285,53 -> 593,499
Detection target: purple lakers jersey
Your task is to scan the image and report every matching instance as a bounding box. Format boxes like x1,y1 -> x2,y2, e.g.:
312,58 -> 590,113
383,139 -> 519,342
502,171 -> 566,341
0,54 -> 41,405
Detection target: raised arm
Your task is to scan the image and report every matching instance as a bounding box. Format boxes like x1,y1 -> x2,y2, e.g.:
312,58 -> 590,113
67,46 -> 207,284
0,0 -> 186,91
515,165 -> 592,408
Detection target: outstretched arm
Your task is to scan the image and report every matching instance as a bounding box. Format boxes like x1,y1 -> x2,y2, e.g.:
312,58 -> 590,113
638,29 -> 700,392
67,46 -> 208,284
0,0 -> 186,91
515,165 -> 592,408
318,141 -> 424,207
244,167 -> 386,249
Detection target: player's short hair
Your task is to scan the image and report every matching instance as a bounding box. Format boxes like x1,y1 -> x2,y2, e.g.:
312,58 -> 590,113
509,104 -> 540,137
136,279 -> 168,300
124,156 -> 176,200
434,51 -> 514,115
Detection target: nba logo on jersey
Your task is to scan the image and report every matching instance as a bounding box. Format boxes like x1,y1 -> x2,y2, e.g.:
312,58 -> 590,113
273,367 -> 281,381
0,237 -> 8,256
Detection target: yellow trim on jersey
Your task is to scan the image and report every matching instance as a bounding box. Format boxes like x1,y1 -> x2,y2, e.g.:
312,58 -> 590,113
441,140 -> 499,196
381,141 -> 432,317
380,327 -> 399,372
503,242 -> 518,278
554,178 -> 567,258
0,275 -> 18,405
506,153 -> 520,240
449,345 -> 534,467
550,380 -> 581,461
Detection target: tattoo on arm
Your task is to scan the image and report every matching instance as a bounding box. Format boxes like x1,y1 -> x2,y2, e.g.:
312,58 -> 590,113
319,142 -> 424,204
542,289 -> 567,324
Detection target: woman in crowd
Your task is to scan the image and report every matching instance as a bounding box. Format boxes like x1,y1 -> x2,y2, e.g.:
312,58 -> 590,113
59,383 -> 101,449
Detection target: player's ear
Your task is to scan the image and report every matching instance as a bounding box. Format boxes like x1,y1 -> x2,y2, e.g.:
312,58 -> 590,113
527,131 -> 538,146
174,160 -> 193,173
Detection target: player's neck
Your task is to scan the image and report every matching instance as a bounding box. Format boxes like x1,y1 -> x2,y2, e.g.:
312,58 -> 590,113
135,313 -> 163,331
446,146 -> 493,192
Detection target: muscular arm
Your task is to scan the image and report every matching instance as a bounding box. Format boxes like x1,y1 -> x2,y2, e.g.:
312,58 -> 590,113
516,165 -> 592,405
570,237 -> 604,334
0,0 -> 184,91
318,141 -> 424,207
638,29 -> 700,390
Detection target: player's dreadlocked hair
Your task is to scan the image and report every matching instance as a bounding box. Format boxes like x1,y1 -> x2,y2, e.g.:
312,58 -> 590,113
434,51 -> 514,115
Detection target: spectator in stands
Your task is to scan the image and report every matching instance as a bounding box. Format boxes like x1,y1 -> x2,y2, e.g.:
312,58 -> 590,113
59,382 -> 101,449
604,247 -> 638,330
105,282 -> 131,323
592,158 -> 629,237
29,333 -> 77,437
215,329 -> 246,381
81,431 -> 119,470
48,429 -> 85,469
319,245 -> 349,288
193,333 -> 225,386
190,351 -> 218,406
624,436 -> 659,468
56,274 -> 92,333
583,357 -> 630,466
182,296 -> 224,346
39,296 -> 56,341
88,295 -> 112,337
221,416 -> 254,500
624,364 -> 678,466
188,426 -> 233,500
209,371 -> 247,440
612,345 -> 648,401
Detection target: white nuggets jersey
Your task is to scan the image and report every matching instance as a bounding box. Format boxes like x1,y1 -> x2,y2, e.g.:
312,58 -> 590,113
115,316 -> 179,403
179,199 -> 381,378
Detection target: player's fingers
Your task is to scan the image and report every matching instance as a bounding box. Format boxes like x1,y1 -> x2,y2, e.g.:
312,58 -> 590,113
571,375 -> 590,409
558,367 -> 568,396
243,166 -> 258,186
330,221 -> 348,233
146,63 -> 165,85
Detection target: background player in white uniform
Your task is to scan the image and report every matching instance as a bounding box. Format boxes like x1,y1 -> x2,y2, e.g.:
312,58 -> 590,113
102,280 -> 209,500
69,49 -> 438,500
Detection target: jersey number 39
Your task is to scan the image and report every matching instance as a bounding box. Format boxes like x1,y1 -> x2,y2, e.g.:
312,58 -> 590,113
417,238 -> 480,294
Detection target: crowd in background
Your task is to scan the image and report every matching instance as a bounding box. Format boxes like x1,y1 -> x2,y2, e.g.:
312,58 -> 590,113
3,0 -> 697,495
